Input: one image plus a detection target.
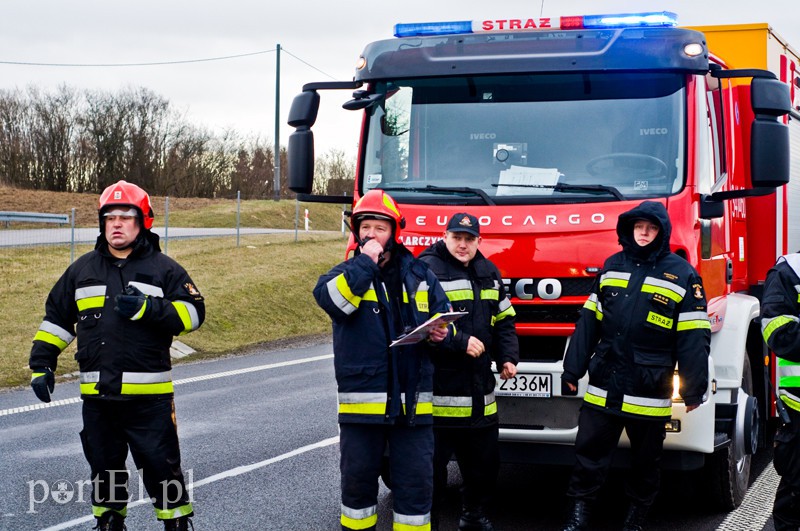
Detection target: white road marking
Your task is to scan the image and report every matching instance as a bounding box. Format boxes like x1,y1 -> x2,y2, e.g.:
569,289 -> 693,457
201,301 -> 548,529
0,354 -> 333,417
37,436 -> 340,531
717,461 -> 779,530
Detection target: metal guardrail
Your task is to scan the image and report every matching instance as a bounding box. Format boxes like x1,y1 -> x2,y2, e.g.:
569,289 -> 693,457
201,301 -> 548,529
0,211 -> 70,225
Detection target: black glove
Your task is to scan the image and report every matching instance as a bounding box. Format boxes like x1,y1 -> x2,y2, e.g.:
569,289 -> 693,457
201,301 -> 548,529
31,368 -> 55,403
114,286 -> 150,320
561,377 -> 579,396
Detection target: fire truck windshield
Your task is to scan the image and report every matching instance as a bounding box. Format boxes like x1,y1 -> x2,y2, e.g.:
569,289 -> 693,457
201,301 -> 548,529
361,72 -> 686,205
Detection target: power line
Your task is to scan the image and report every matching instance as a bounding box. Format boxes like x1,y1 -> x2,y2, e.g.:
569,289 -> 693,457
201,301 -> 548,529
0,47 -> 340,80
281,47 -> 338,81
0,49 -> 277,67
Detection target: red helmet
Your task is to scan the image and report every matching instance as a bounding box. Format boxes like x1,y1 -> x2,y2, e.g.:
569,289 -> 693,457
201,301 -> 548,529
351,189 -> 405,243
98,180 -> 154,230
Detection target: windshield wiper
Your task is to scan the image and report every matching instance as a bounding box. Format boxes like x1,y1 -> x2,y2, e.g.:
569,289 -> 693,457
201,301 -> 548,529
380,185 -> 496,206
492,182 -> 624,201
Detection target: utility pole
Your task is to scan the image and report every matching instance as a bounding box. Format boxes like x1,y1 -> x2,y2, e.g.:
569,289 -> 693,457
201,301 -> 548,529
274,43 -> 281,201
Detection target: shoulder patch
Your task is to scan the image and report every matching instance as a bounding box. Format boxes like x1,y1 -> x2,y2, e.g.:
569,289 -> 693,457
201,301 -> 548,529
184,282 -> 203,299
692,283 -> 704,299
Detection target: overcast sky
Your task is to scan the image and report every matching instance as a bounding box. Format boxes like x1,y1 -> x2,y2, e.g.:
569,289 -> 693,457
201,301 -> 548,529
1,1 -> 798,158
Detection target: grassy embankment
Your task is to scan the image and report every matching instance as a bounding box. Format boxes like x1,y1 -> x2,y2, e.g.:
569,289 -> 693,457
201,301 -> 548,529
0,189 -> 350,389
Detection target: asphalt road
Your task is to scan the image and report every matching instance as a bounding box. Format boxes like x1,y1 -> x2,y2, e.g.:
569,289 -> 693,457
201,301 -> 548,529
0,340 -> 781,530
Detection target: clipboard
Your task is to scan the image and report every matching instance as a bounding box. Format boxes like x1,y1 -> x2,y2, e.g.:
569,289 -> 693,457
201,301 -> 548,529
389,311 -> 468,347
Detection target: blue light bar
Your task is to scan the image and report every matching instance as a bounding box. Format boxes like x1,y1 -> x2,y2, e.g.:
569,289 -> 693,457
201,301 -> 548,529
394,20 -> 473,38
582,11 -> 678,29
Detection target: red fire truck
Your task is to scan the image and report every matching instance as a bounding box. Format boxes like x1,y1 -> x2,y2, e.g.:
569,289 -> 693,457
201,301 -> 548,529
287,12 -> 800,509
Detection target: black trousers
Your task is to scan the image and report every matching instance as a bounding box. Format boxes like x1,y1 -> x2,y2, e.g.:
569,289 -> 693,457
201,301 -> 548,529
433,424 -> 499,510
773,406 -> 800,531
566,405 -> 666,507
79,397 -> 192,520
340,422 -> 433,530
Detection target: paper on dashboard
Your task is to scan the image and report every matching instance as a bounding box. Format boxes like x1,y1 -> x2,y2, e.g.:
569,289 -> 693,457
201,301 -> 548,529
496,166 -> 561,196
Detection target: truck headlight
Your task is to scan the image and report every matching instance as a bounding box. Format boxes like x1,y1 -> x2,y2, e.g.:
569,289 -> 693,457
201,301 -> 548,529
671,373 -> 683,402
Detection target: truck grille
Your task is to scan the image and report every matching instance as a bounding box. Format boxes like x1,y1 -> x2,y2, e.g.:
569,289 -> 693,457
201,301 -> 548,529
497,396 -> 581,430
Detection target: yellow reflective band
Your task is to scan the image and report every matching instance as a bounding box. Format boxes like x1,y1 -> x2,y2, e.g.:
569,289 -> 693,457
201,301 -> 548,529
172,301 -> 193,334
433,405 -> 472,417
93,506 -> 128,518
154,503 -> 193,520
121,382 -> 174,394
641,284 -> 683,303
495,306 -> 515,323
415,291 -> 429,313
31,372 -> 45,381
621,402 -> 673,417
677,319 -> 711,331
415,401 -> 433,415
80,382 -> 174,395
362,289 -> 378,302
781,393 -> 800,413
33,330 -> 69,351
764,315 -> 796,343
781,376 -> 800,387
446,289 -> 474,302
131,299 -> 148,321
342,513 -> 379,530
76,296 -> 105,312
583,299 -> 597,311
336,274 -> 362,307
480,289 -> 499,301
584,392 -> 606,407
339,402 -> 386,415
600,278 -> 628,289
485,401 -> 498,416
646,311 -> 673,330
81,383 -> 99,395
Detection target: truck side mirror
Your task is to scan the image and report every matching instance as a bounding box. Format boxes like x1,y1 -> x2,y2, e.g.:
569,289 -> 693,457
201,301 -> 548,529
288,130 -> 315,194
699,196 -> 724,220
750,77 -> 791,188
287,91 -> 321,194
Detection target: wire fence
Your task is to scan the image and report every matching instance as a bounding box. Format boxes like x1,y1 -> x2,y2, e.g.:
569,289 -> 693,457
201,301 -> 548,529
0,193 -> 350,292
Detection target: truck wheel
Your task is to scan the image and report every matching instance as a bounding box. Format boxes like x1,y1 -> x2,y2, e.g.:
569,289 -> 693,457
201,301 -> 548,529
707,355 -> 754,511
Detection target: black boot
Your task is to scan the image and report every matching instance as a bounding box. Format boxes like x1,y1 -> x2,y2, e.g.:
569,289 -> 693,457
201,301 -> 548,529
562,499 -> 591,531
458,505 -> 493,531
623,503 -> 648,531
93,512 -> 126,531
163,516 -> 194,531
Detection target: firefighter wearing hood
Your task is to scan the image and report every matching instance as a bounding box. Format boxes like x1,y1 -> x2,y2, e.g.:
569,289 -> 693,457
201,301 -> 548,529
560,200 -> 710,531
29,180 -> 204,531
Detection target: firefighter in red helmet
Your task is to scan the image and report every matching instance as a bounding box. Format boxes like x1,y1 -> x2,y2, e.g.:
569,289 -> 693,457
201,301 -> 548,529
29,180 -> 204,531
314,189 -> 453,531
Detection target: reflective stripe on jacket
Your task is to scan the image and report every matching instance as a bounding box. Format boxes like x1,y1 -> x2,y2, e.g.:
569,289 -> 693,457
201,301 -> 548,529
761,254 -> 800,412
419,240 -> 519,428
29,231 -> 205,397
314,246 -> 452,426
563,201 -> 710,420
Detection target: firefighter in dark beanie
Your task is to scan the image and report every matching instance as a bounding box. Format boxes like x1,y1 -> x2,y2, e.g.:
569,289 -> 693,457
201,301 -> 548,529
561,200 -> 710,531
419,212 -> 519,531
